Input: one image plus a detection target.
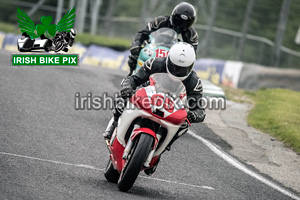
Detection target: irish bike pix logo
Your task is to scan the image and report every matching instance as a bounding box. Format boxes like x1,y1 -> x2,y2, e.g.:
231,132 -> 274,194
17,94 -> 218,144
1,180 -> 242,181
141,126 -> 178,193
11,7 -> 78,66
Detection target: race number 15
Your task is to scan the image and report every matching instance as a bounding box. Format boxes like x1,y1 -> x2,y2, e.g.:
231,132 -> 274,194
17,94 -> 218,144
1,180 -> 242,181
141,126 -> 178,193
155,49 -> 169,57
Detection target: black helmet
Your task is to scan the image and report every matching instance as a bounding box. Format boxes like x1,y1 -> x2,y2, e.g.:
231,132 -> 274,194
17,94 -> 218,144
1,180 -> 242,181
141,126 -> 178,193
171,2 -> 196,32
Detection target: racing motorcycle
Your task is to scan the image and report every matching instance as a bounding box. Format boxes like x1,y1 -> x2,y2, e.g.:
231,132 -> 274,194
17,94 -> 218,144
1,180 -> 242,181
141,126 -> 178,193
51,31 -> 75,52
104,73 -> 190,192
17,33 -> 51,52
133,28 -> 177,74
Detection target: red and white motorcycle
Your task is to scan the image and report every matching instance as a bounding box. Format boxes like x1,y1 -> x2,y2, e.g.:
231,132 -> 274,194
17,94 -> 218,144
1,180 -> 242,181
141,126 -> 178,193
104,73 -> 190,192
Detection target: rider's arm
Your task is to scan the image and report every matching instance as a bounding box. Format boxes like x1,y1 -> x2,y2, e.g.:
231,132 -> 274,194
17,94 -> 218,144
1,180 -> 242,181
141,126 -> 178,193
121,57 -> 165,89
121,59 -> 152,90
182,27 -> 199,52
130,16 -> 170,59
186,71 -> 206,123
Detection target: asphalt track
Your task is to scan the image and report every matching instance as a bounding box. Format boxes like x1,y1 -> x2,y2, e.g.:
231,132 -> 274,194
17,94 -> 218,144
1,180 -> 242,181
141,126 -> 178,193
0,50 -> 299,200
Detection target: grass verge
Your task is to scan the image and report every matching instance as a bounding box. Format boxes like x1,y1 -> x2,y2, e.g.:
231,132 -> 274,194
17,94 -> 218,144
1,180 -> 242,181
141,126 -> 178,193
247,88 -> 300,153
223,86 -> 300,153
0,22 -> 19,34
75,33 -> 131,50
221,85 -> 254,104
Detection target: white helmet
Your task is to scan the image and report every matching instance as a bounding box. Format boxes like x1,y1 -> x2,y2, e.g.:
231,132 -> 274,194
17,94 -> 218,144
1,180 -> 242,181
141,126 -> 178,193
70,28 -> 77,38
166,42 -> 195,81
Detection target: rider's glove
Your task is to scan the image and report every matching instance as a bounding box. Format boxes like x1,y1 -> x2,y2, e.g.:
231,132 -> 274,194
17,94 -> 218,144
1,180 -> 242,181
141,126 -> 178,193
187,110 -> 206,123
128,55 -> 137,75
69,38 -> 74,47
128,45 -> 141,74
120,87 -> 134,98
120,76 -> 136,98
114,96 -> 126,114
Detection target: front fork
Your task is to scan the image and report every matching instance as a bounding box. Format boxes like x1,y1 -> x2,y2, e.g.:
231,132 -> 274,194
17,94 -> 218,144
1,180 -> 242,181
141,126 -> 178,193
122,123 -> 141,160
121,121 -> 189,162
122,125 -> 162,168
144,134 -> 161,167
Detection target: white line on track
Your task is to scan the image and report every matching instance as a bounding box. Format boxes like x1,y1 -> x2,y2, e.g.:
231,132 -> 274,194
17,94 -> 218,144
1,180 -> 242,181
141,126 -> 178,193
0,151 -> 214,191
139,176 -> 214,190
188,130 -> 300,200
0,151 -> 103,171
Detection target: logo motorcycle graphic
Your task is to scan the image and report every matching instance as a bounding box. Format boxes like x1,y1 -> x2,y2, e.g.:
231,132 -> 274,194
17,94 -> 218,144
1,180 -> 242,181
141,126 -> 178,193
17,7 -> 76,53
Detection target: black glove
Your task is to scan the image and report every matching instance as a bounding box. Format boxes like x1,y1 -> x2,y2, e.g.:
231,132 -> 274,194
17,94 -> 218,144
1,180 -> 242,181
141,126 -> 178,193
128,55 -> 137,75
69,38 -> 74,47
128,44 -> 140,72
187,110 -> 206,123
120,87 -> 134,98
127,69 -> 133,76
114,96 -> 126,114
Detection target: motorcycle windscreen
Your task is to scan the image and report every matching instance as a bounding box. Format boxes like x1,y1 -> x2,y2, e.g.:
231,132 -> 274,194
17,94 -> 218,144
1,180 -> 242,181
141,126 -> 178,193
150,28 -> 177,49
150,73 -> 186,98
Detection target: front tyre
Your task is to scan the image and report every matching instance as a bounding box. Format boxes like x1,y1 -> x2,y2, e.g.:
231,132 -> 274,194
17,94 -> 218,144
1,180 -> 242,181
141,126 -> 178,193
54,41 -> 64,52
104,159 -> 120,183
118,133 -> 154,192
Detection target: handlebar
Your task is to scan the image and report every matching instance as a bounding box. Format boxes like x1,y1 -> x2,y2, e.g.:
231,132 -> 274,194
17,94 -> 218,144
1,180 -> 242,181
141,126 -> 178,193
186,119 -> 191,126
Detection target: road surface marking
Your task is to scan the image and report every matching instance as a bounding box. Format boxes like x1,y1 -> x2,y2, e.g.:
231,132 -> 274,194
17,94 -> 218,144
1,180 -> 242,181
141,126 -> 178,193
0,151 -> 214,191
0,151 -> 103,171
140,176 -> 214,190
188,130 -> 300,200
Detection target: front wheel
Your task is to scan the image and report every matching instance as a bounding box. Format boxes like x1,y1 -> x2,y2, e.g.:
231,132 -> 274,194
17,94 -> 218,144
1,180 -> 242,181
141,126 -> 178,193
104,159 -> 120,183
54,41 -> 64,52
118,133 -> 154,192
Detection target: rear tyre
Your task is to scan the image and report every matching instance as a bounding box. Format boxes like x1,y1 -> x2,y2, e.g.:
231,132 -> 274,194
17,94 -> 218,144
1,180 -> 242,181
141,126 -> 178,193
104,159 -> 120,183
118,133 -> 154,192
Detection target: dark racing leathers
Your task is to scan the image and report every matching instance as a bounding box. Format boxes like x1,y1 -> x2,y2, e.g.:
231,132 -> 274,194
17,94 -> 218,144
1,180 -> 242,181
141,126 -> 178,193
51,32 -> 74,52
104,57 -> 205,175
123,57 -> 205,119
104,57 -> 205,140
128,15 -> 199,74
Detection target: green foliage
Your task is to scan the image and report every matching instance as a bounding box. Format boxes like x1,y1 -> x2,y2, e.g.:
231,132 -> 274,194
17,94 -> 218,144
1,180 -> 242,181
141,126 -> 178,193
284,2 -> 300,51
76,33 -> 131,50
248,0 -> 282,41
215,0 -> 247,31
116,0 -> 143,18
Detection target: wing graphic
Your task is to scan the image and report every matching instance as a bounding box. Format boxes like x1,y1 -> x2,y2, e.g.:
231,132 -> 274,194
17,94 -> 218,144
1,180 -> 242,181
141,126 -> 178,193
17,7 -> 38,39
56,7 -> 76,33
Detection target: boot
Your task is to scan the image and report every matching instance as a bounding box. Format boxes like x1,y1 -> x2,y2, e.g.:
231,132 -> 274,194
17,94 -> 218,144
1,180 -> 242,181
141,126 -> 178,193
103,120 -> 118,140
144,156 -> 160,176
166,126 -> 188,151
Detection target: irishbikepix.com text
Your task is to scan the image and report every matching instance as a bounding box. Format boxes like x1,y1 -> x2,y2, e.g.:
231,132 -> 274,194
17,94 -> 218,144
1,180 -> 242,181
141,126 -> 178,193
74,92 -> 226,111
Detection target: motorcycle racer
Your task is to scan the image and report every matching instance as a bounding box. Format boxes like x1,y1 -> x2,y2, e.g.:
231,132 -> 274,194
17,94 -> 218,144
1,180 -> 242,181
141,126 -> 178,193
127,2 -> 198,75
49,28 -> 77,52
104,42 -> 205,140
